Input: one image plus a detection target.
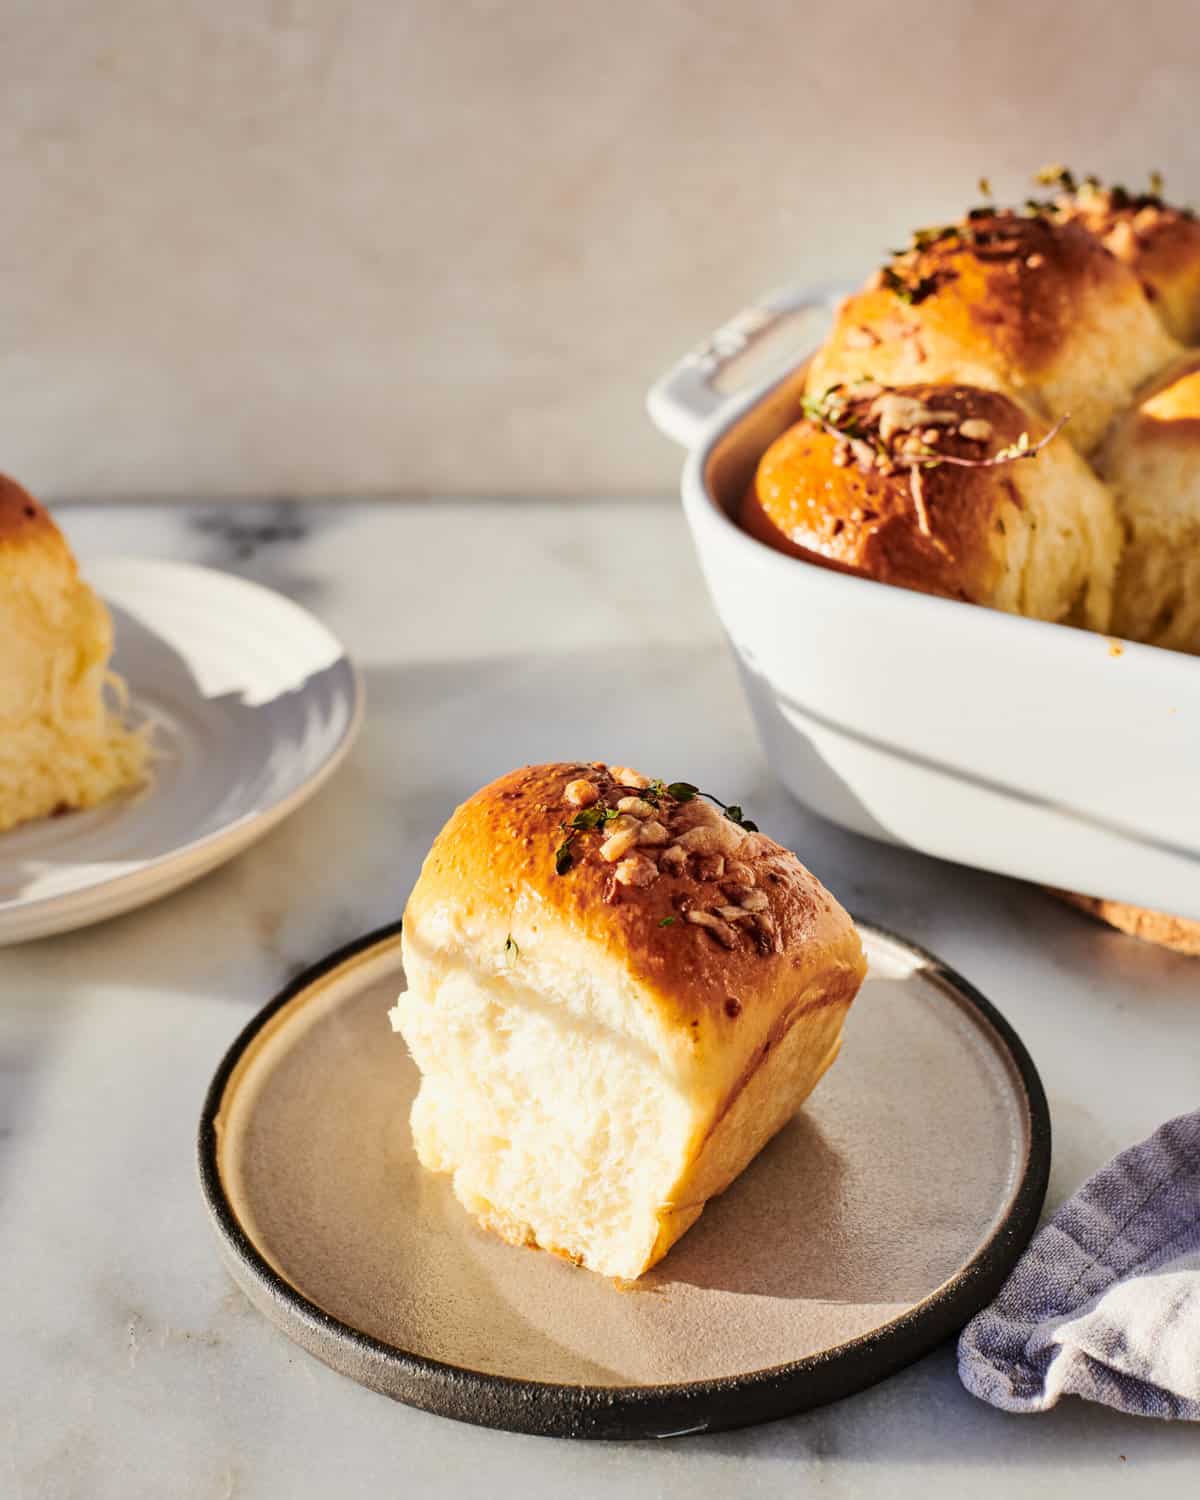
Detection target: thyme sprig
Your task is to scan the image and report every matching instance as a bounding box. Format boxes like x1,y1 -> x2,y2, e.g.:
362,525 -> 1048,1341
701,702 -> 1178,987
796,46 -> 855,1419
664,782 -> 760,832
554,803 -> 620,874
801,385 -> 1071,542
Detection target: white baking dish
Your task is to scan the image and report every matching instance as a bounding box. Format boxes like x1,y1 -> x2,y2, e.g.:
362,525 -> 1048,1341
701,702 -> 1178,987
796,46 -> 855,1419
648,286 -> 1200,920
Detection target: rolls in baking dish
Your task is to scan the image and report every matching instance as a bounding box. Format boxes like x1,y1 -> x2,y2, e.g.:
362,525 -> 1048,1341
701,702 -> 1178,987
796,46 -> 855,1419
742,382 -> 1121,628
392,762 -> 866,1280
748,173 -> 1200,658
808,207 -> 1178,457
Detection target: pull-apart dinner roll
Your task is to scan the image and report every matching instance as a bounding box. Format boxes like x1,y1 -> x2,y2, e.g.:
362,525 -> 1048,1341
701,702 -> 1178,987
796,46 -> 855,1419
1095,352 -> 1200,654
742,383 -> 1121,628
0,475 -> 149,833
809,210 -> 1179,454
392,763 -> 866,1280
1051,174 -> 1200,344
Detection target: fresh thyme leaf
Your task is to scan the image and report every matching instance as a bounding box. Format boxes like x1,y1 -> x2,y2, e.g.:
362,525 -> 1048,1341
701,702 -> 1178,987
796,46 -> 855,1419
912,224 -> 956,250
660,781 -> 760,831
978,176 -> 993,198
1150,169 -> 1164,197
554,836 -> 575,875
1034,163 -> 1075,192
740,819 -> 759,833
881,264 -> 938,305
881,266 -> 915,303
504,934 -> 520,960
658,916 -> 676,928
570,806 -> 605,831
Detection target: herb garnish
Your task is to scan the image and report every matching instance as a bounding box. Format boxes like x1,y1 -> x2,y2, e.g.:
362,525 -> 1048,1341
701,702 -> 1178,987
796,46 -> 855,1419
552,776 -> 759,876
658,916 -> 677,927
554,803 -> 621,872
801,385 -> 1071,541
504,933 -> 520,961
663,781 -> 759,832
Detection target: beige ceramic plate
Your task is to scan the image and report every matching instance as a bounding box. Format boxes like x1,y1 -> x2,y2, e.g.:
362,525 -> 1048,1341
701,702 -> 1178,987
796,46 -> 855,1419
199,921 -> 1049,1439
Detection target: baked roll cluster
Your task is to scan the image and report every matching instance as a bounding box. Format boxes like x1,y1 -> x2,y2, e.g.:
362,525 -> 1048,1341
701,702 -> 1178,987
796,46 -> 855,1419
745,170 -> 1200,655
0,475 -> 149,833
392,762 -> 866,1280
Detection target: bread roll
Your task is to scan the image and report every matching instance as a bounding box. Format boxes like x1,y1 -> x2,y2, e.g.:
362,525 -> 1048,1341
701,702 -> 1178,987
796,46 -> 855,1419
808,210 -> 1179,454
1054,183 -> 1200,344
1094,352 -> 1200,654
0,475 -> 149,833
742,382 -> 1121,629
392,762 -> 866,1280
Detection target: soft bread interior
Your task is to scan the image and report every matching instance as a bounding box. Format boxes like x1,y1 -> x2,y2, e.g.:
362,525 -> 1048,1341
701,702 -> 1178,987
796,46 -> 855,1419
396,937 -> 696,1279
394,928 -> 857,1280
0,543 -> 149,833
985,449 -> 1121,629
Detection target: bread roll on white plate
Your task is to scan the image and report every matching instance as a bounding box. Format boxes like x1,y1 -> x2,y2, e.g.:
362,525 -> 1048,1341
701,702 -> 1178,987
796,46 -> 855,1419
391,763 -> 867,1281
0,474 -> 150,833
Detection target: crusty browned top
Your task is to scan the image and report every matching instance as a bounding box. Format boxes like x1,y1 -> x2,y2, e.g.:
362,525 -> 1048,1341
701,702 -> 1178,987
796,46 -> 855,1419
1056,188 -> 1200,294
404,763 -> 864,1038
865,210 -> 1136,376
742,384 -> 1037,604
0,473 -> 66,555
1126,352 -> 1200,445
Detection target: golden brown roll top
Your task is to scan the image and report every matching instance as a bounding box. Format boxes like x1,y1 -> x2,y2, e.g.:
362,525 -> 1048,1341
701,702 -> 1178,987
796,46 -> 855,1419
404,761 -> 865,1066
808,210 -> 1179,454
1053,180 -> 1200,344
1095,352 -> 1200,653
0,472 -> 70,560
742,382 -> 1121,629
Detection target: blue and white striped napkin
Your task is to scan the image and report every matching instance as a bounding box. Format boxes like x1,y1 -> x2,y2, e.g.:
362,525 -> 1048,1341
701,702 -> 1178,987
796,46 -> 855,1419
958,1109 -> 1200,1420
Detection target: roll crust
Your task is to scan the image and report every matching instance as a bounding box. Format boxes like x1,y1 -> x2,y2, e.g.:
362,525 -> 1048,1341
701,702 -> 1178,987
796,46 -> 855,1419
742,382 -> 1121,628
0,472 -> 70,558
1055,185 -> 1200,343
809,210 -> 1178,454
405,762 -> 864,1082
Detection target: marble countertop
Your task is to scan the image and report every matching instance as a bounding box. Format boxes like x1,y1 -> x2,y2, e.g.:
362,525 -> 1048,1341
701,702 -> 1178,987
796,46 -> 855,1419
3,500 -> 1197,1499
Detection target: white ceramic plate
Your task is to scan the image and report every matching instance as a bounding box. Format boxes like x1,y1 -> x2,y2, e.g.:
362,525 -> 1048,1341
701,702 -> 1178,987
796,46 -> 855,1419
0,558 -> 363,946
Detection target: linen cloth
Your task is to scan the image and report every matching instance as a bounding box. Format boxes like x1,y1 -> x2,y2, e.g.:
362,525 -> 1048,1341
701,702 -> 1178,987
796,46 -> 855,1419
958,1109 -> 1200,1419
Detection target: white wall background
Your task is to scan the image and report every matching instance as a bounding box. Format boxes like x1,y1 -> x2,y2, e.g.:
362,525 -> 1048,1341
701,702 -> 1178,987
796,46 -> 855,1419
4,0 -> 1199,500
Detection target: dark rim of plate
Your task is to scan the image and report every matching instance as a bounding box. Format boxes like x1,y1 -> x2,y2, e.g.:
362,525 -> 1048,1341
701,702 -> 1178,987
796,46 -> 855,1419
197,916 -> 1051,1441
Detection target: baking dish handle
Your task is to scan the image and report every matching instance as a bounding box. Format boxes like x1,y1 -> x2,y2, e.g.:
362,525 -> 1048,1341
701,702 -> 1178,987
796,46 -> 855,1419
646,283 -> 846,450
